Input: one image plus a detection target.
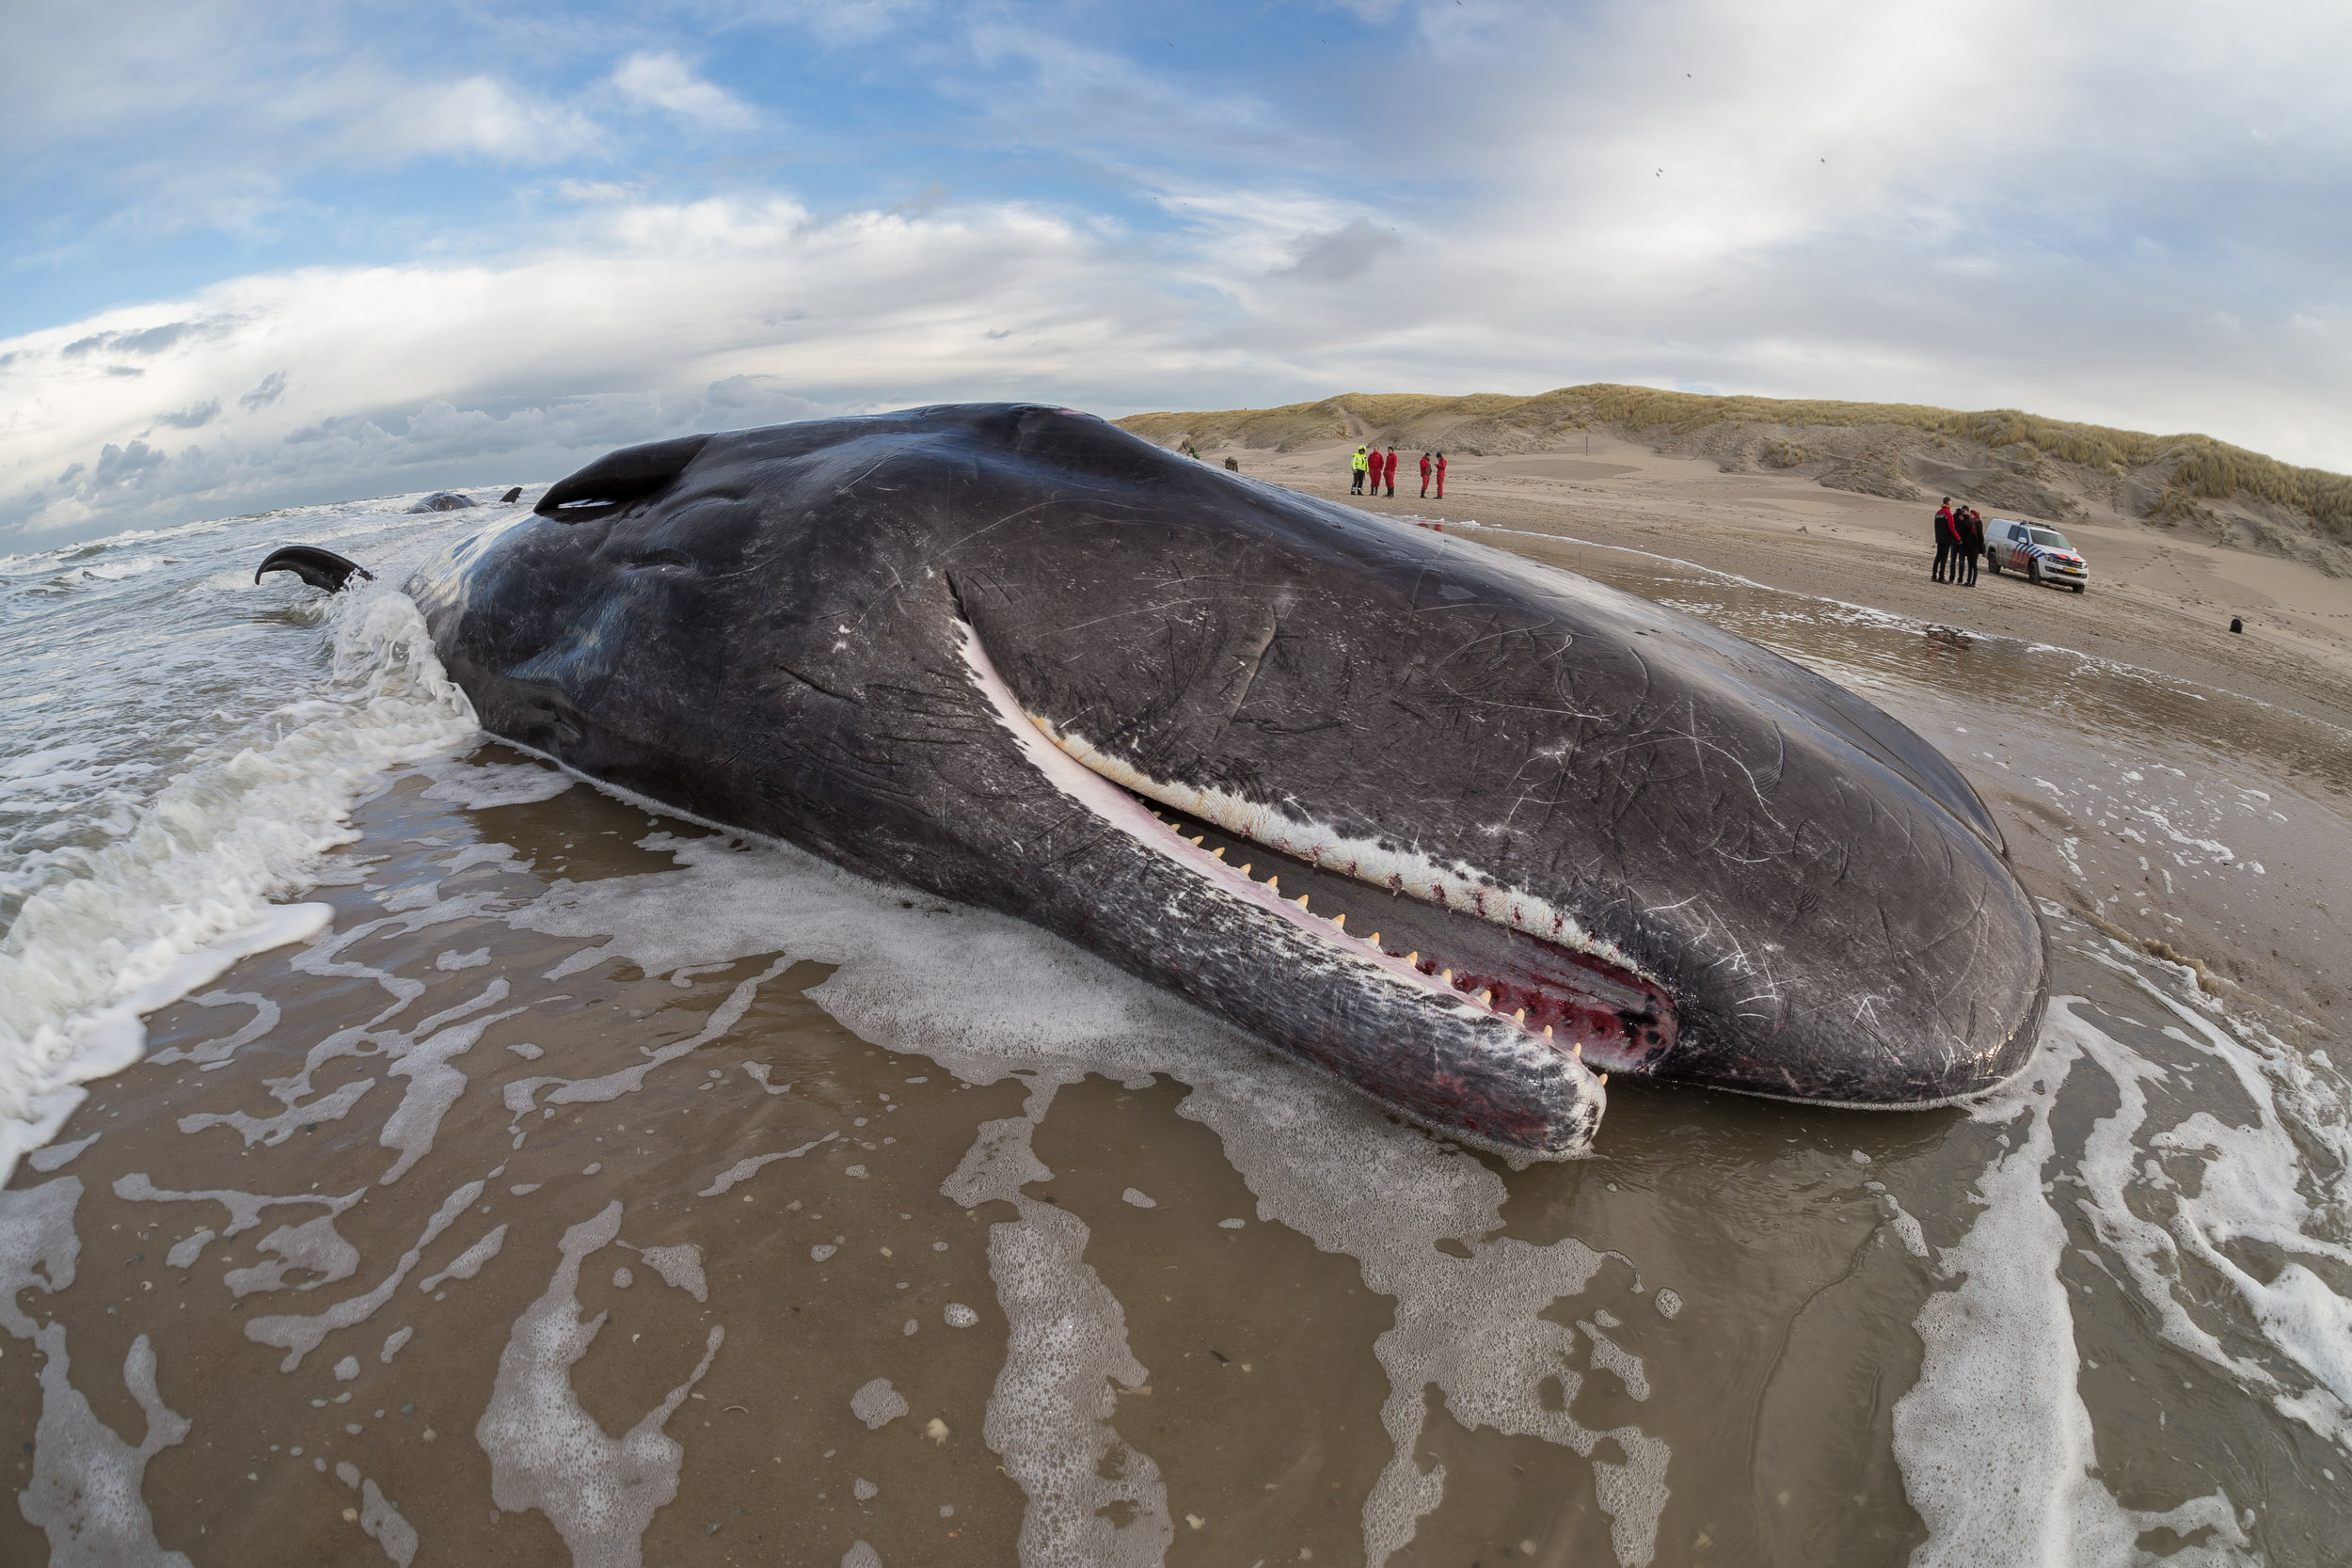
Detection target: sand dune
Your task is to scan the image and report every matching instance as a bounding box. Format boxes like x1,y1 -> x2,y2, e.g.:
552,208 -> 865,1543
1120,397 -> 2352,722
1119,386 -> 2352,580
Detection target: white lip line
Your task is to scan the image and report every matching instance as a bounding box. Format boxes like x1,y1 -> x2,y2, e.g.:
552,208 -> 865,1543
956,623 -> 1588,1047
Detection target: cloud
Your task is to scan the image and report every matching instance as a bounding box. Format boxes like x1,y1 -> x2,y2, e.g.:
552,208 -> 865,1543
556,179 -> 642,203
151,397 -> 220,430
610,54 -> 757,130
237,371 -> 286,410
338,76 -> 601,166
1277,219 -> 1404,284
0,196 -> 1196,542
62,321 -> 201,357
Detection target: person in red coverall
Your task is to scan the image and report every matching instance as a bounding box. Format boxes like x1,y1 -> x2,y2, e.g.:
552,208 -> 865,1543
1419,451 -> 1433,498
1383,446 -> 1399,496
1434,451 -> 1447,499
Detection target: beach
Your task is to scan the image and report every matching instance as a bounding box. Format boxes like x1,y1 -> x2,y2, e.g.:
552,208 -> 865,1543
2,446 -> 2346,1567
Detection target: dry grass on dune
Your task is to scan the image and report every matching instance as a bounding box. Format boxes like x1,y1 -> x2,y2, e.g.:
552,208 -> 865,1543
1118,386 -> 2352,562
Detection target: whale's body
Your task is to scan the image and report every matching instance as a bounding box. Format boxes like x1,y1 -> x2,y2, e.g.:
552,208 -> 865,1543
402,404 -> 2045,1158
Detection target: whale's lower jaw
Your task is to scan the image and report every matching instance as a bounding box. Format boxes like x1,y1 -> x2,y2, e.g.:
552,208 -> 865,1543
959,620 -> 1614,1158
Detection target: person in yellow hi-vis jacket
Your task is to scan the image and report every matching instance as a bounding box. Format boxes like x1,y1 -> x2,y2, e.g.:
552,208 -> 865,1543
1350,446 -> 1369,494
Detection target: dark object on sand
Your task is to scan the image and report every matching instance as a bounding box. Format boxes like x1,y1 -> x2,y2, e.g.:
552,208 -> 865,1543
1224,456 -> 1239,471
2231,617 -> 2244,634
406,492 -> 476,513
343,404 -> 2041,1159
254,546 -> 373,593
501,486 -> 523,504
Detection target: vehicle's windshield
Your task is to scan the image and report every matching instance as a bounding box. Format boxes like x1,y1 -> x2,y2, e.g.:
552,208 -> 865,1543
2027,528 -> 2072,549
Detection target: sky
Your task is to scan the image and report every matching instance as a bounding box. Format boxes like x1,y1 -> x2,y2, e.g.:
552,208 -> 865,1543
3,0 -> 2348,547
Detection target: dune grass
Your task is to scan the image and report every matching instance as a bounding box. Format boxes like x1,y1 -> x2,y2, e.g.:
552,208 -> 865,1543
1118,386 -> 2352,540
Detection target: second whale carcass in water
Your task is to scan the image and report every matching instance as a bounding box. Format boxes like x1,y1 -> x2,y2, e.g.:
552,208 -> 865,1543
390,404 -> 2044,1159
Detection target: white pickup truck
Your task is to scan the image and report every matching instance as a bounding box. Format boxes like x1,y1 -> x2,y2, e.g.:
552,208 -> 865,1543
1986,519 -> 2088,593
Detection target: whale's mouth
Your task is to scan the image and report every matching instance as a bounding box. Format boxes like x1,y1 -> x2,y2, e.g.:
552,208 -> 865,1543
957,622 -> 1677,1075
1126,796 -> 1678,1073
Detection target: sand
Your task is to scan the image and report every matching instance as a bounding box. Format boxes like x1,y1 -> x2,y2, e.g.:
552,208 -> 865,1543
1248,432 -> 2352,735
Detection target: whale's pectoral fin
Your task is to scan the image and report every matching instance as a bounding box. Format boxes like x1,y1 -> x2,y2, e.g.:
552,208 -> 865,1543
534,434 -> 712,523
255,545 -> 374,593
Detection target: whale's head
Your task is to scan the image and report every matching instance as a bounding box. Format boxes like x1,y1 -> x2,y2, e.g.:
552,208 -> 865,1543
410,404 -> 2046,1157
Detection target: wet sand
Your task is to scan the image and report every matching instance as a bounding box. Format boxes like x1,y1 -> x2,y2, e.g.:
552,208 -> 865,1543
5,460 -> 2349,1567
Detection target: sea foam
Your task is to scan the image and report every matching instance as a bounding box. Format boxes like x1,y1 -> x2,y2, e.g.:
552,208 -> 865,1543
0,582 -> 478,1180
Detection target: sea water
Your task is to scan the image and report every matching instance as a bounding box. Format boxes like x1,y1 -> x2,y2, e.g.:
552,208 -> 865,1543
0,495 -> 2345,1565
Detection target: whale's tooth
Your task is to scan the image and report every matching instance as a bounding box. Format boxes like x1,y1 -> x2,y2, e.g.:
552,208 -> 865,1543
1266,875 -> 1279,892
1189,835 -> 1204,847
1513,1008 -> 1526,1023
1597,1072 -> 1610,1085
1239,863 -> 1252,877
1295,893 -> 1311,909
1441,969 -> 1453,984
1572,1042 -> 1583,1057
1401,949 -> 1412,964
1478,990 -> 1493,1007
1330,912 -> 1345,929
1212,847 -> 1227,860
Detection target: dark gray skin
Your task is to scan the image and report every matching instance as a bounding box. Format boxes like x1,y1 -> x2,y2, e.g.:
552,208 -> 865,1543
392,404 -> 2046,1158
256,545 -> 372,592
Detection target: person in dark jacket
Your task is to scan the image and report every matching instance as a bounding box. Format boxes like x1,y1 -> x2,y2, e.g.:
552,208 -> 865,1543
1932,498 -> 1955,583
1960,506 -> 1985,585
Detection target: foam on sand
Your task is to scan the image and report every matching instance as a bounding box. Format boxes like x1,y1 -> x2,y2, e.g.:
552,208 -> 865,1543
476,1200 -> 724,1568
2,1177 -> 194,1567
1892,1001 -> 2252,1566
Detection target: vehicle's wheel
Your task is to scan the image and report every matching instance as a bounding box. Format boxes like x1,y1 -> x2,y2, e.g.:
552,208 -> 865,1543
1987,554 -> 2001,575
2073,583 -> 2086,594
2028,562 -> 2042,587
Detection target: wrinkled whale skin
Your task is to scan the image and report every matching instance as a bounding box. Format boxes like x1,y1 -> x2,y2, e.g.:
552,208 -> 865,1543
405,404 -> 2046,1151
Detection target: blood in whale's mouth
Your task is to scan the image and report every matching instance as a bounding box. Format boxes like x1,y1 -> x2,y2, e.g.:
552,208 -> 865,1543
1123,791 -> 1677,1075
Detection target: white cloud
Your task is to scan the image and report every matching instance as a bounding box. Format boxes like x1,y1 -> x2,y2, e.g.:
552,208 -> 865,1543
610,53 -> 758,130
340,75 -> 602,165
1277,219 -> 1404,283
0,197 -> 1200,542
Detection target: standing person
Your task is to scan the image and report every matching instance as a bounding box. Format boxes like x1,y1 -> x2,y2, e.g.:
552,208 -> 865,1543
1435,451 -> 1447,499
1383,445 -> 1400,497
1932,497 -> 1955,583
1351,446 -> 1369,494
1419,451 -> 1433,498
1961,506 -> 1984,586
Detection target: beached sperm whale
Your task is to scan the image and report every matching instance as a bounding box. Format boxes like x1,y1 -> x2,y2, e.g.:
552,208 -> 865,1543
349,404 -> 2042,1158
